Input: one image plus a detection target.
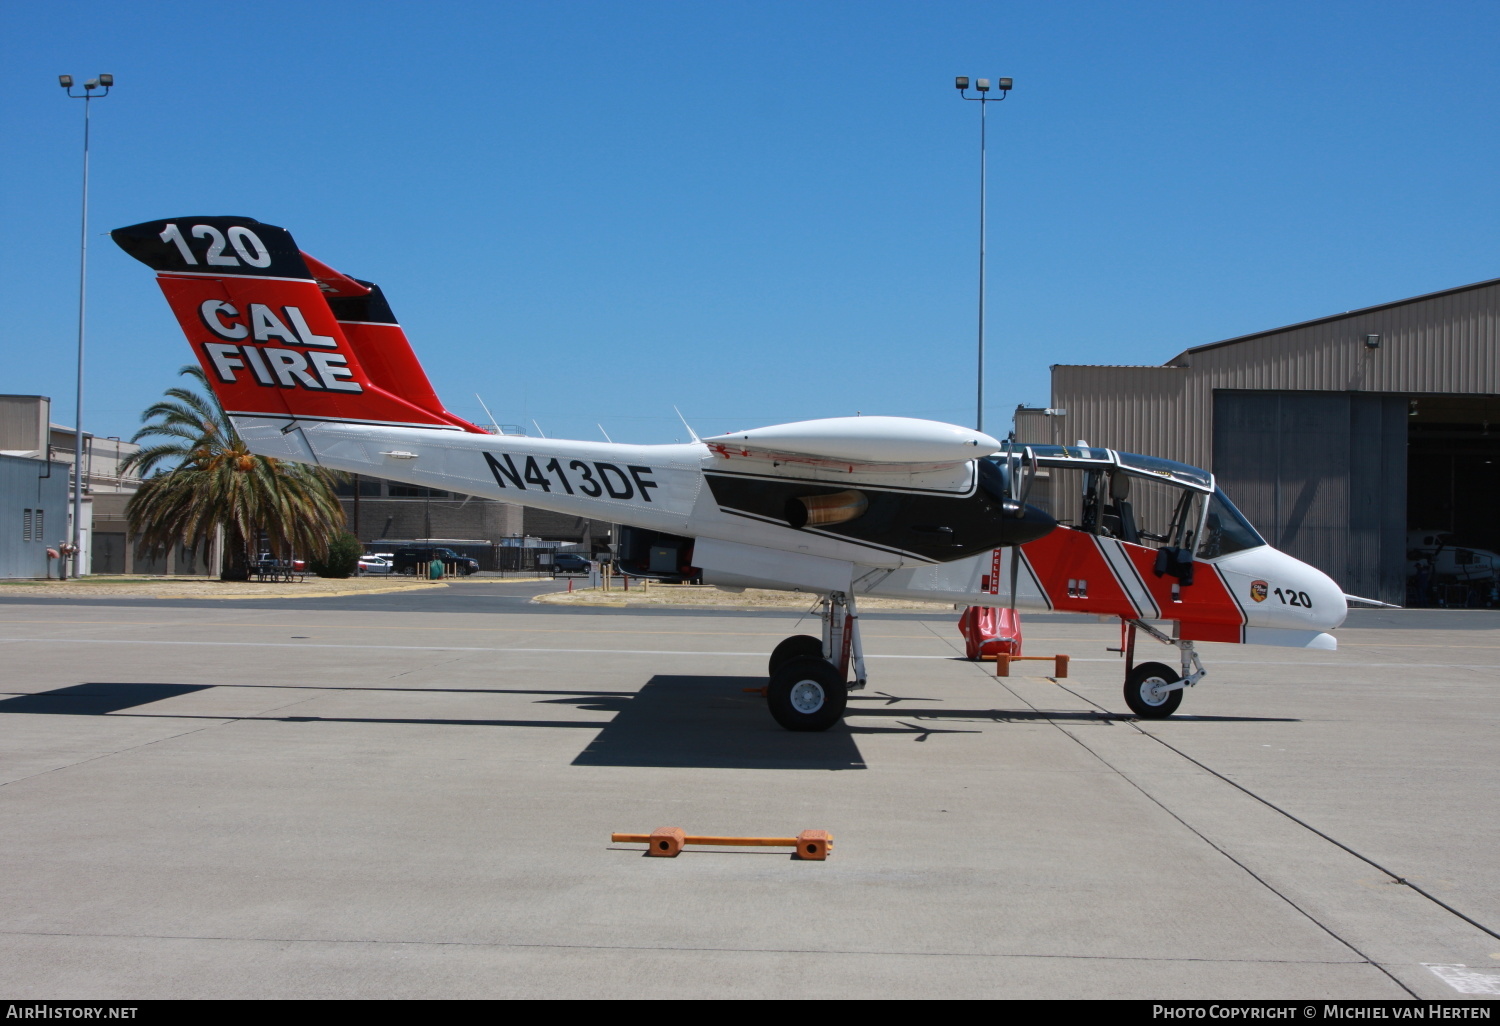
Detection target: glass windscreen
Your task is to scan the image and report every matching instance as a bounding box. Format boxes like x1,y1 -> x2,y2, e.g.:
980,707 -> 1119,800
1026,444 -> 1116,466
1114,451 -> 1214,492
1198,489 -> 1266,559
1098,470 -> 1203,549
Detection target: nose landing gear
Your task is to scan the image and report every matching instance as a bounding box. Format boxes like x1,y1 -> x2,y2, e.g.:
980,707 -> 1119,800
764,590 -> 866,732
1121,619 -> 1206,719
1124,661 -> 1184,718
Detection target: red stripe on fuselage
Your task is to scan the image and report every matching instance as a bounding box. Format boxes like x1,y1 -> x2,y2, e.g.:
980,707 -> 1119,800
1022,527 -> 1249,642
1179,620 -> 1244,643
1020,527 -> 1141,618
1121,545 -> 1244,629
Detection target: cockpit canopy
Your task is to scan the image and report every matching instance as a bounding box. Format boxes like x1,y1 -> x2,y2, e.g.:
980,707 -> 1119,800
985,443 -> 1264,559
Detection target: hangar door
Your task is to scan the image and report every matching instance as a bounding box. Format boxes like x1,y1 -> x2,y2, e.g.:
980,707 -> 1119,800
1404,396 -> 1500,607
1212,391 -> 1407,604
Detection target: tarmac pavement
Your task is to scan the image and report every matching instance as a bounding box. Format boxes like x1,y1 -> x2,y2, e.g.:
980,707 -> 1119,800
0,586 -> 1497,999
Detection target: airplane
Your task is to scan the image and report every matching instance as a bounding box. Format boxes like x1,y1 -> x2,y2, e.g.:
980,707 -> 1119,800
111,215 -> 1350,731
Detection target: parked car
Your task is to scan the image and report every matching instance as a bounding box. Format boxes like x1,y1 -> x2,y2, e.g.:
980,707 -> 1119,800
551,552 -> 592,574
358,556 -> 393,575
391,547 -> 480,576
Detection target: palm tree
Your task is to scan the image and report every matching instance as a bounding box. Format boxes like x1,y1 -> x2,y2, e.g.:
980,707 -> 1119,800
122,365 -> 347,580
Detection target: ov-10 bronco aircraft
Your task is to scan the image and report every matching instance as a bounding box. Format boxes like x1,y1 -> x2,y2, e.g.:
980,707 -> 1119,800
112,216 -> 1349,731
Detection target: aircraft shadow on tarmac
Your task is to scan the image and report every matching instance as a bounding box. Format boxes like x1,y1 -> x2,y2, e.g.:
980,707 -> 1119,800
0,682 -> 213,715
555,675 -> 1297,770
0,680 -> 1296,773
560,676 -> 869,771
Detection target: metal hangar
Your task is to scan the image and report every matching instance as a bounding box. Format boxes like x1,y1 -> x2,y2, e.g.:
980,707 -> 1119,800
1016,276 -> 1500,606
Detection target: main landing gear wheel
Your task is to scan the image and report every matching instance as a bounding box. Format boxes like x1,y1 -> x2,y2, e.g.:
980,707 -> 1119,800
767,656 -> 848,732
768,635 -> 823,677
1124,661 -> 1183,719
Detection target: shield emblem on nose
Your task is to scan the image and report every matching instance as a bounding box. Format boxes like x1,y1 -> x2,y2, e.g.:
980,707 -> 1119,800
1250,580 -> 1268,603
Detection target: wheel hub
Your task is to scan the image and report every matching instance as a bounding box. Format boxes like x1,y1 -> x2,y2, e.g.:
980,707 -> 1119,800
1140,677 -> 1169,705
789,680 -> 826,714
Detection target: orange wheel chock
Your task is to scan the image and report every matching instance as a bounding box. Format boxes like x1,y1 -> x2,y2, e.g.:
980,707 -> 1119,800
995,654 -> 1069,678
611,828 -> 834,860
795,829 -> 832,861
646,827 -> 685,857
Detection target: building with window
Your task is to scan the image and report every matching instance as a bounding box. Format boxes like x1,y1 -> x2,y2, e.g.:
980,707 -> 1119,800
0,394 -> 142,578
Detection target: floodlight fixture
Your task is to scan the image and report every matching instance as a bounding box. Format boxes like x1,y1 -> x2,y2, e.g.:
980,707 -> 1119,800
1365,334 -> 1382,349
99,74 -> 113,87
952,73 -> 1014,434
57,73 -> 115,578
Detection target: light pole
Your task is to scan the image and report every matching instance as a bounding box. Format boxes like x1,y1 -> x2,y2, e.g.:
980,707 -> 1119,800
955,75 -> 1011,436
59,73 -> 113,580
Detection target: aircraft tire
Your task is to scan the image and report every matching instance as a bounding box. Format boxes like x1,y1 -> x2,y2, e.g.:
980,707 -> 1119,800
1124,662 -> 1183,718
767,656 -> 847,732
768,635 -> 823,677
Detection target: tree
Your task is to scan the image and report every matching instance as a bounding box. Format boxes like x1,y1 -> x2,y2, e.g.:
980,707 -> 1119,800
122,365 -> 347,580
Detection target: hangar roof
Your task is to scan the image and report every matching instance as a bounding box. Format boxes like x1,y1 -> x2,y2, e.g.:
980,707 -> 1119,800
1168,275 -> 1500,365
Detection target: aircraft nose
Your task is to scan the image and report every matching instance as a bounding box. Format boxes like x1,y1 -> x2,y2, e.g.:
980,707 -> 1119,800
1000,502 -> 1057,546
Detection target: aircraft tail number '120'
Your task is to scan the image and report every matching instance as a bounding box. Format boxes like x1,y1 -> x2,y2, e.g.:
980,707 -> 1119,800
159,221 -> 273,268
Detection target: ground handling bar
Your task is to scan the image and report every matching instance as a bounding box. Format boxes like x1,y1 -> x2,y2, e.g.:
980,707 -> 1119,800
612,827 -> 833,860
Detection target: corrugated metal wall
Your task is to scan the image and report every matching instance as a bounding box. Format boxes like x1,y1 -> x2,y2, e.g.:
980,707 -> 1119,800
0,396 -> 50,453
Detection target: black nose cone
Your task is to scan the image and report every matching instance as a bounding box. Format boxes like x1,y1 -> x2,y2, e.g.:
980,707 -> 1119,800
999,502 -> 1057,546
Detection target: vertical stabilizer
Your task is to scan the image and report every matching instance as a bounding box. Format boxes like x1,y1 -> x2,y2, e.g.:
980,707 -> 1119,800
112,217 -> 484,432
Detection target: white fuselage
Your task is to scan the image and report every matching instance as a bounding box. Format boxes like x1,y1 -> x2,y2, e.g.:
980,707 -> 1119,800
240,414 -> 1347,645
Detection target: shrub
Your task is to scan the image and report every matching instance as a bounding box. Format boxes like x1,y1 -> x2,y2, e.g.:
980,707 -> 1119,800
308,532 -> 363,578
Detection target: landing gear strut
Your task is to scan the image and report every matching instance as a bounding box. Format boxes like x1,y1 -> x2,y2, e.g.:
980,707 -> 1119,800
765,590 -> 866,732
1121,619 -> 1205,719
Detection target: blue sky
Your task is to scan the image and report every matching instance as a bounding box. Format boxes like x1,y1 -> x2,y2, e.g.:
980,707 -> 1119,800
3,1 -> 1497,446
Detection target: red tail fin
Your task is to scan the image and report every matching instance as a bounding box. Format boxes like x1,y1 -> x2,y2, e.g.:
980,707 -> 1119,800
112,217 -> 485,433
